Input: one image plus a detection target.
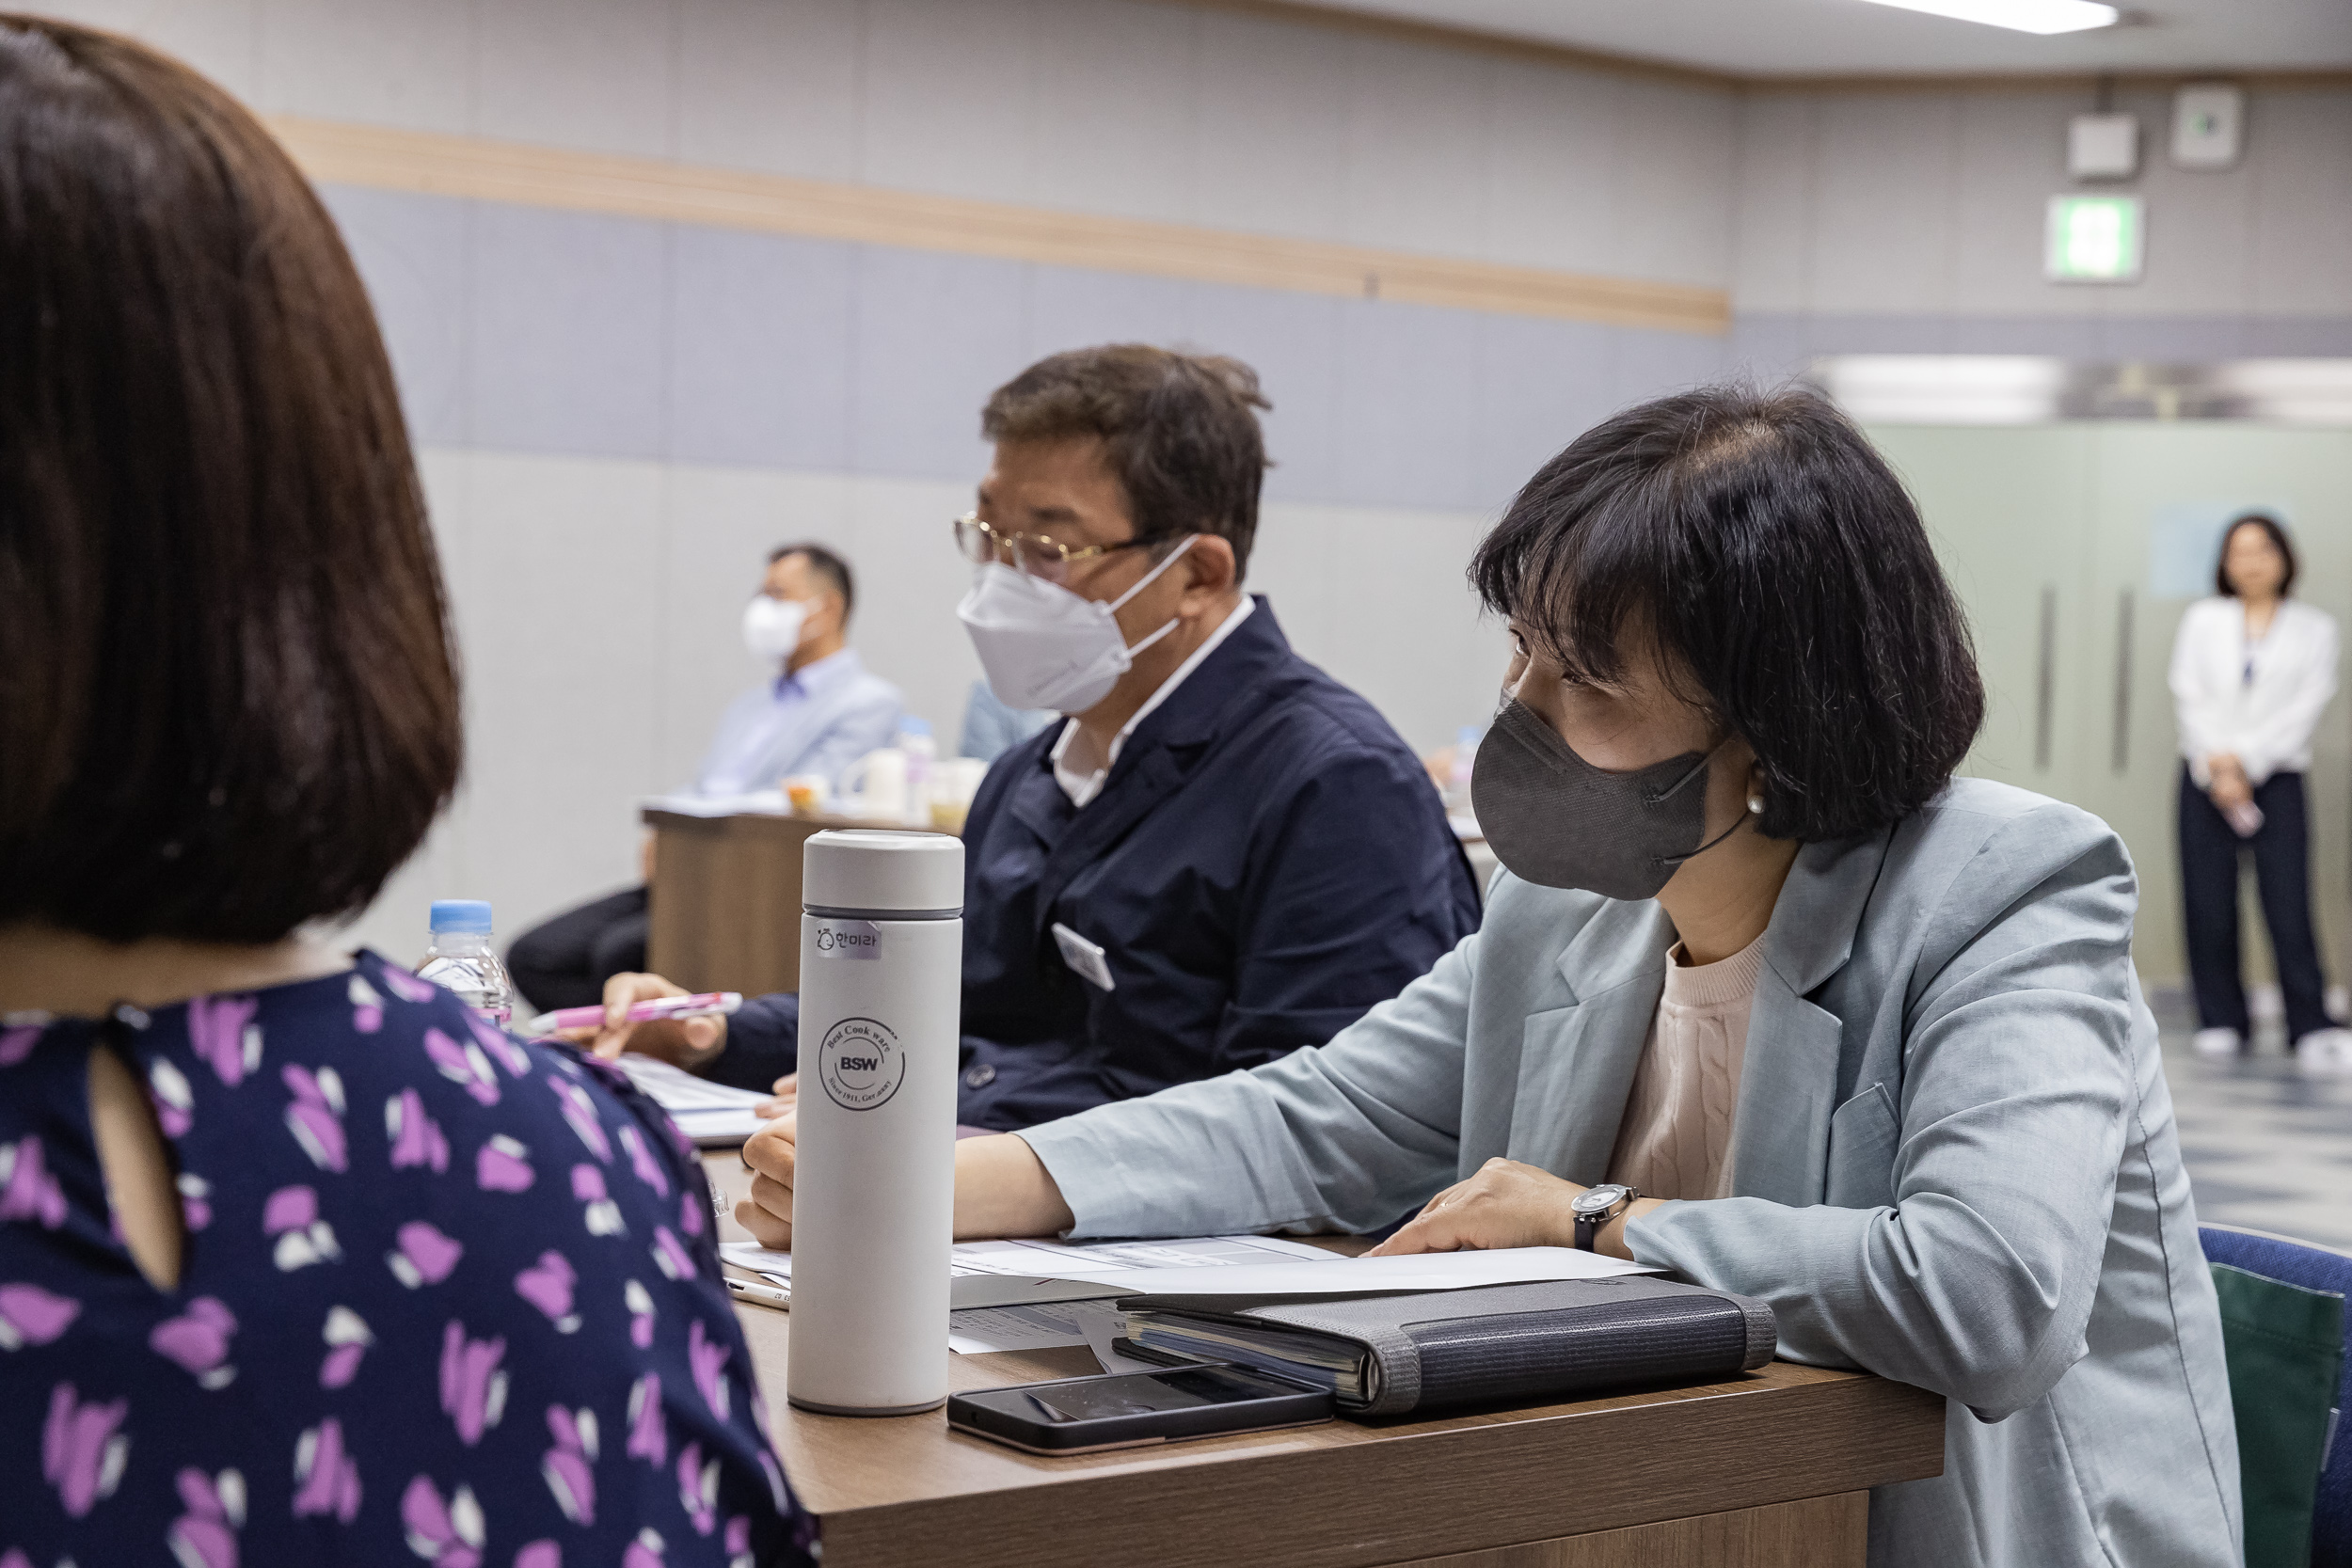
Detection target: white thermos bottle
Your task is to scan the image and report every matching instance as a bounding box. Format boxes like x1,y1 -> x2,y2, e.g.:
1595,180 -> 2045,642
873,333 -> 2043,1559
786,828 -> 964,1415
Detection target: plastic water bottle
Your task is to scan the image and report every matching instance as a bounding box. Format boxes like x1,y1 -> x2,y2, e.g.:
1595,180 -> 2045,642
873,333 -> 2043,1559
787,830 -> 963,1416
898,716 -> 936,825
416,900 -> 516,1027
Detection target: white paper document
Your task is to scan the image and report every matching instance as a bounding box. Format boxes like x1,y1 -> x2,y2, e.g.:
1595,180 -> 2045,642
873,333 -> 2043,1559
946,1302 -> 1099,1354
1100,1245 -> 1657,1303
640,790 -> 791,819
718,1232 -> 1342,1312
615,1055 -> 777,1147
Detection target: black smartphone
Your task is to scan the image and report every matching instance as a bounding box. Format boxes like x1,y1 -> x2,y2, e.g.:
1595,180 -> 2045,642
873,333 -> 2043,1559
946,1363 -> 1335,1454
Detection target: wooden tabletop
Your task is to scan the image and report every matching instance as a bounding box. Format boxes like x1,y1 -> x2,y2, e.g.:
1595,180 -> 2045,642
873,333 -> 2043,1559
704,1157 -> 1945,1568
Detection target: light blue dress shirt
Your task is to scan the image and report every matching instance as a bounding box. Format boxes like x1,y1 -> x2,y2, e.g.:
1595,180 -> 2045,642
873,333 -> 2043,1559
693,647 -> 904,795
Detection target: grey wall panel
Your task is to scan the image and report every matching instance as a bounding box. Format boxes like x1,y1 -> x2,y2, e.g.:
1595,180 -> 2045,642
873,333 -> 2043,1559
1334,298 -> 1481,512
1182,284 -> 1347,509
668,226 -> 857,471
469,202 -> 667,459
320,183 -> 471,448
847,245 -> 1026,480
1608,326 -> 1729,413
1021,265 -> 1197,371
674,0 -> 865,182
1471,314 -> 1616,513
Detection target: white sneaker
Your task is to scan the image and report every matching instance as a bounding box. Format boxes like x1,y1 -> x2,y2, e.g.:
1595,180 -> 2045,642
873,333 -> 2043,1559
2295,1028 -> 2352,1075
2193,1027 -> 2244,1058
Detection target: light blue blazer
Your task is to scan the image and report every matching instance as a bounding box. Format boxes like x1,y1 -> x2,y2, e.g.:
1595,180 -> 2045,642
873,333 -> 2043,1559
1021,778 -> 2241,1568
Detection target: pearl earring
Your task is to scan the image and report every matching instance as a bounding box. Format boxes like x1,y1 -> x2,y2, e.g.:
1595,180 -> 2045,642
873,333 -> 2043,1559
1746,795 -> 1765,815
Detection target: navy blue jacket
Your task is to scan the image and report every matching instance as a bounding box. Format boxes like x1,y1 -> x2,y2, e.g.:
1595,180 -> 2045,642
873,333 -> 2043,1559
702,599 -> 1482,1129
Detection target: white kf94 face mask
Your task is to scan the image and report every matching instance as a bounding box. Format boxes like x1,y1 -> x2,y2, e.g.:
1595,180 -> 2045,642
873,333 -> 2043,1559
957,536 -> 1199,714
741,594 -> 810,664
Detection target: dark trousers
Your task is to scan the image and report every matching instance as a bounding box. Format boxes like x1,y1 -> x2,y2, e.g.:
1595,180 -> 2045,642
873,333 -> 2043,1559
2178,766 -> 2330,1041
506,886 -> 649,1012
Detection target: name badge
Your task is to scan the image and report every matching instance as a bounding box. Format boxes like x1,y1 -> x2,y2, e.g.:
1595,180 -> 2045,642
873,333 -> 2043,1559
1051,923 -> 1116,991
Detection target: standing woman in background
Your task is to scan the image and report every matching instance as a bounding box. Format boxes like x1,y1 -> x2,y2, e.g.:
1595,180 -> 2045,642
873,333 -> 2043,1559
2170,512 -> 2348,1069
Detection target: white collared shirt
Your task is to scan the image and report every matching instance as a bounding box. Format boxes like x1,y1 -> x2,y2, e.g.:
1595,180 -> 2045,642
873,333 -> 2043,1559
1050,596 -> 1256,808
2169,595 -> 2340,786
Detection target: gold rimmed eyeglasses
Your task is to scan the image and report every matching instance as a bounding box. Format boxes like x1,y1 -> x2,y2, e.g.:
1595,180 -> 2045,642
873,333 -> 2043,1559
951,513 -> 1158,587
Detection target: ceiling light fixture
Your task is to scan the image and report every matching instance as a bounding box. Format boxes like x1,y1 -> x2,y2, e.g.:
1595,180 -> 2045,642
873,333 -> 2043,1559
1854,0 -> 2120,35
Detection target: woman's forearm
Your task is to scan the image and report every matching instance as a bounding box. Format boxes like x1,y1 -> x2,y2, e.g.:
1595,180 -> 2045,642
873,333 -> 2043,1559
954,1132 -> 1075,1239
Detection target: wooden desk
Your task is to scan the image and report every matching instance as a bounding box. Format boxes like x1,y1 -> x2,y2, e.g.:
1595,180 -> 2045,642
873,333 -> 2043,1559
644,808 -> 946,995
702,1158 -> 1945,1568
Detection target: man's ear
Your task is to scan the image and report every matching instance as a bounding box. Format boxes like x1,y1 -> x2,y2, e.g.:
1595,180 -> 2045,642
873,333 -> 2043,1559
1179,533 -> 1237,610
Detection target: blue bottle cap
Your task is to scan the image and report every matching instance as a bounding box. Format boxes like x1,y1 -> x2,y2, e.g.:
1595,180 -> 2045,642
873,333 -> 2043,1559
429,899 -> 493,933
1457,724 -> 1485,746
900,716 -> 932,736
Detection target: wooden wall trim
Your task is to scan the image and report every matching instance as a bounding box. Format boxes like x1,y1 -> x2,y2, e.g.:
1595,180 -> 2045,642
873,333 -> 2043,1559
268,116 -> 1730,338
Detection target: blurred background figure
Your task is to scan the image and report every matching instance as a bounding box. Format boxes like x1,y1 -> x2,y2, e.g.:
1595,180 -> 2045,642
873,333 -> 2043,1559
957,675 -> 1055,763
2169,512 -> 2348,1069
507,541 -> 901,1010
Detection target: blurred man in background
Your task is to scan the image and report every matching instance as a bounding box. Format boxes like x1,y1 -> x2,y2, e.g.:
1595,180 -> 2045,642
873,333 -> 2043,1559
509,543 -> 901,1010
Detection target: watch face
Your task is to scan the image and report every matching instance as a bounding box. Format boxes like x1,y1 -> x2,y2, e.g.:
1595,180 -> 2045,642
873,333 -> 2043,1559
1572,1185 -> 1626,1216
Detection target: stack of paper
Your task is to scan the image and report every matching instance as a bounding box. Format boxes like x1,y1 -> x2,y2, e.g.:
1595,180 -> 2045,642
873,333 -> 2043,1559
614,1054 -> 776,1147
716,1232 -> 1344,1353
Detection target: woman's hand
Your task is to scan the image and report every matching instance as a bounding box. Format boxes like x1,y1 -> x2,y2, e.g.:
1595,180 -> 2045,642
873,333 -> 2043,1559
738,1112 -> 800,1248
755,1073 -> 797,1118
2207,752 -> 2252,812
1364,1158 -> 1662,1260
735,1124 -> 1075,1249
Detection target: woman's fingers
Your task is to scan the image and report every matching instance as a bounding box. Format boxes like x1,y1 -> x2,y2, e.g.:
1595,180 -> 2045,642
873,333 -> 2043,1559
755,1073 -> 800,1118
742,1116 -> 797,1185
1363,1161 -> 1579,1255
736,1196 -> 791,1249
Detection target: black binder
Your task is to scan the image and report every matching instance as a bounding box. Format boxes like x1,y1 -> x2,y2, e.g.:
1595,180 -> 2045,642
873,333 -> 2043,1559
1117,1275 -> 1778,1418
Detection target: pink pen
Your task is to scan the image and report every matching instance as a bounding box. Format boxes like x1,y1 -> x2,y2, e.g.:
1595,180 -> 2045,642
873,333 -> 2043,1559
524,991 -> 743,1037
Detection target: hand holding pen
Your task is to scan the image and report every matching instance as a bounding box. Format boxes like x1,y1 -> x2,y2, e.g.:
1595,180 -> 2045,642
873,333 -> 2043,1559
545,973 -> 738,1069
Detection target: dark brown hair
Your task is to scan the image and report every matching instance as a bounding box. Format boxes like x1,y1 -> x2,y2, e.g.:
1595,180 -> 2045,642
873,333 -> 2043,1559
1470,386 -> 1985,843
2216,511 -> 2297,598
768,541 -> 855,621
0,16 -> 461,942
980,344 -> 1269,578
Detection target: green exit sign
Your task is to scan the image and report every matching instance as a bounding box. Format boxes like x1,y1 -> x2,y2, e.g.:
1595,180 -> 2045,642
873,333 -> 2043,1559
2046,195 -> 2143,283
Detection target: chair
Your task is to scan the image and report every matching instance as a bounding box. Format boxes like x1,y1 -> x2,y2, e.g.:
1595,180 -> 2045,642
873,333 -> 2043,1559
2201,1224 -> 2352,1567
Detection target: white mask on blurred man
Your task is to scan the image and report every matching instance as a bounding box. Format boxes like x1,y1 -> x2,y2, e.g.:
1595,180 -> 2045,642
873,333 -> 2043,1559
741,594 -> 810,664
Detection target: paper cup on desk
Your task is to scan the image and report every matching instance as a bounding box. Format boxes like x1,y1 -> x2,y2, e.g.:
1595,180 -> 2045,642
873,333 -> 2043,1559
928,757 -> 987,833
783,775 -> 831,816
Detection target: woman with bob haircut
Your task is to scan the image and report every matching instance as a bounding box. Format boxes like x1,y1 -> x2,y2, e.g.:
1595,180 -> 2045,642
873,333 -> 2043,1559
2169,510 -> 2346,1069
739,388 -> 2240,1566
0,19 -> 811,1564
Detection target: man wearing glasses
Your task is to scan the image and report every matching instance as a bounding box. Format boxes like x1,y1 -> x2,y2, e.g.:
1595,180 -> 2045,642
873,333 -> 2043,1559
592,344 -> 1482,1131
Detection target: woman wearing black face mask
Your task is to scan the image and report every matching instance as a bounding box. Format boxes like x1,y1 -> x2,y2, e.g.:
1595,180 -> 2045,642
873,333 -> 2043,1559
737,388 -> 2239,1568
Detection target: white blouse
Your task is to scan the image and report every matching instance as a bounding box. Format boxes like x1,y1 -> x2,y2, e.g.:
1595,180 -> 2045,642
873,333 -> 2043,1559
2169,595 -> 2340,786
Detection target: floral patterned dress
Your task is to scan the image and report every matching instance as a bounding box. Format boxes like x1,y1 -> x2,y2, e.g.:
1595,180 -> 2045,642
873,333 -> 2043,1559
0,951 -> 817,1567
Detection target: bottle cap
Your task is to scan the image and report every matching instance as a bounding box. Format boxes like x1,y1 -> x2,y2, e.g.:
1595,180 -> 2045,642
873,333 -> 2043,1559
429,899 -> 494,934
802,830 -> 963,916
899,717 -> 932,736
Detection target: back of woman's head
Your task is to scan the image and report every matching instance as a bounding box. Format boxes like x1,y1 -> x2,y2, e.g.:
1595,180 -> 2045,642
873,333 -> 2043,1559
1470,385 -> 1984,843
0,17 -> 459,942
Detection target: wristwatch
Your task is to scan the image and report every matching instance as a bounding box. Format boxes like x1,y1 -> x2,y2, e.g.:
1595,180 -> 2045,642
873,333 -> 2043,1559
1571,1183 -> 1640,1252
